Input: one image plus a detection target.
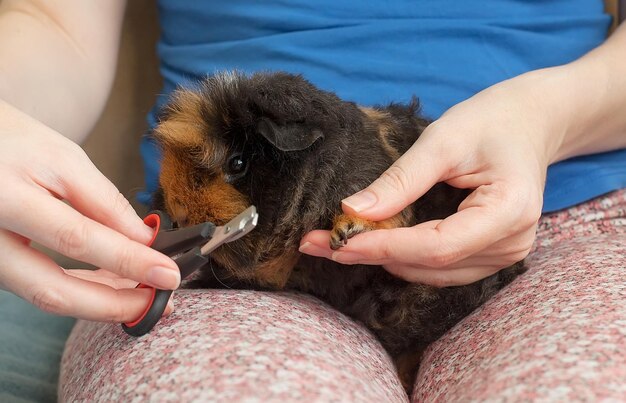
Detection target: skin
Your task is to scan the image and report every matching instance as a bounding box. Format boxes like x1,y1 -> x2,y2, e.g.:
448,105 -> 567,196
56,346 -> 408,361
0,0 -> 176,322
301,23 -> 626,287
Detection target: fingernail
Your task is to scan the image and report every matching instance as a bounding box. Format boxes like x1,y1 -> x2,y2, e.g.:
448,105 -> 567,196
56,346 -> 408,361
331,251 -> 366,264
342,191 -> 377,213
146,266 -> 180,289
138,223 -> 155,244
143,224 -> 155,238
299,242 -> 332,258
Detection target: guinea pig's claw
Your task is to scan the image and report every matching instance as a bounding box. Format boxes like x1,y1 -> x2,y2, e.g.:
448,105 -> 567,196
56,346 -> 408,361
329,214 -> 375,250
329,231 -> 347,250
329,235 -> 344,250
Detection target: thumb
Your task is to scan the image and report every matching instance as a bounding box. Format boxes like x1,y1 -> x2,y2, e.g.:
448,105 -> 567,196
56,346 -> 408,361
341,134 -> 448,221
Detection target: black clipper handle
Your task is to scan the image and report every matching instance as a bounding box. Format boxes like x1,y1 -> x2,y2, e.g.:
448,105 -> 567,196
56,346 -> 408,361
122,247 -> 209,337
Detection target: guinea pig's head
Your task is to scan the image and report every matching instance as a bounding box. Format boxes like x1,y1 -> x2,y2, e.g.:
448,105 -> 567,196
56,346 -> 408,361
152,71 -> 360,288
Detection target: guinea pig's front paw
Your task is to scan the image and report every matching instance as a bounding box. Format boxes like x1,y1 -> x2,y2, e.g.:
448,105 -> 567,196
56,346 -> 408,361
330,214 -> 377,250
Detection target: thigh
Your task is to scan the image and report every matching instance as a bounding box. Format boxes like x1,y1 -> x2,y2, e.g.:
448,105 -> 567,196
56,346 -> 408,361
59,290 -> 408,402
413,190 -> 626,402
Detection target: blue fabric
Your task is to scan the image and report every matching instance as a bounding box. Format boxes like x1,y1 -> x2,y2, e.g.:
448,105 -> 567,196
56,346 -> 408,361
138,0 -> 626,212
0,291 -> 75,403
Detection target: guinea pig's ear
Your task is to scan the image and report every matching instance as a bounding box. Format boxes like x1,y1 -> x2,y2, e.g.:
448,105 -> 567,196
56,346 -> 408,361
256,117 -> 324,152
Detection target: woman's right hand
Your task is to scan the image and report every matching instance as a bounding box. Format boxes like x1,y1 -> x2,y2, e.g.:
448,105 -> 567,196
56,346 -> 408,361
0,100 -> 179,321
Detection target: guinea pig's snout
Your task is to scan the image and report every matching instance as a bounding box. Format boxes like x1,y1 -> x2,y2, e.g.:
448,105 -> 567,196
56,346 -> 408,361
168,201 -> 189,227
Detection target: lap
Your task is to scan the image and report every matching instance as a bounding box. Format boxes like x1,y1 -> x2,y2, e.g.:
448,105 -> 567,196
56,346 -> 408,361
59,291 -> 408,402
414,189 -> 626,401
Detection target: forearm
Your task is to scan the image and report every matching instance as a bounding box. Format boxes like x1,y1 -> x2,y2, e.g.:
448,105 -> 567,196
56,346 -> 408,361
0,0 -> 126,143
541,23 -> 626,163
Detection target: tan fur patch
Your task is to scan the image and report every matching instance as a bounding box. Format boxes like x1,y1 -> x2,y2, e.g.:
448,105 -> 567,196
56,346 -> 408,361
253,251 -> 300,289
155,89 -> 206,148
360,107 -> 402,161
333,214 -> 377,232
394,349 -> 425,392
159,149 -> 189,214
375,208 -> 413,229
167,200 -> 189,226
154,88 -> 227,171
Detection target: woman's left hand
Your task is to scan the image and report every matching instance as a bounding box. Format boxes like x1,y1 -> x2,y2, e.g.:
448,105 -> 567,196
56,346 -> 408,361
299,67 -> 570,287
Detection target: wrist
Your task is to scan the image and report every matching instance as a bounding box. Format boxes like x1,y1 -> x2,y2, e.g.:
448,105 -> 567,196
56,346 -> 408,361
539,61 -> 609,164
515,62 -> 612,165
498,67 -> 573,167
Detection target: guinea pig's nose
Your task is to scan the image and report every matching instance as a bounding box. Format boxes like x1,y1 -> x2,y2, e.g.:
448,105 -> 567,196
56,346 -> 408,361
169,203 -> 188,227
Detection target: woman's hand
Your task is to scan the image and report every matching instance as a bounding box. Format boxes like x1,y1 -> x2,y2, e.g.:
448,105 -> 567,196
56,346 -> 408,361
0,101 -> 179,320
300,68 -> 569,287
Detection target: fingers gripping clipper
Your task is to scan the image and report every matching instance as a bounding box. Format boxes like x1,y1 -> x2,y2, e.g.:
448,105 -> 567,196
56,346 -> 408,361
121,206 -> 258,337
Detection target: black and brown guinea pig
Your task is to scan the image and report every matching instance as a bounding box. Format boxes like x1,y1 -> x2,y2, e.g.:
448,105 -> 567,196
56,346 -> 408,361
150,71 -> 525,391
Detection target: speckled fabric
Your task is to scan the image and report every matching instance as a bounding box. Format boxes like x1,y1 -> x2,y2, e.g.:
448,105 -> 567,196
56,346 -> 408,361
59,291 -> 408,402
414,189 -> 626,402
59,189 -> 625,402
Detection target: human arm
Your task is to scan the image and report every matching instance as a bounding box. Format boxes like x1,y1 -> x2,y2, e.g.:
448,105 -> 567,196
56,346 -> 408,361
0,0 -> 179,321
0,0 -> 124,141
300,23 -> 626,287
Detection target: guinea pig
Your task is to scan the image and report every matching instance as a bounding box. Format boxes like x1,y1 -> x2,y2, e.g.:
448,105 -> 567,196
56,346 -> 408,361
150,71 -> 526,391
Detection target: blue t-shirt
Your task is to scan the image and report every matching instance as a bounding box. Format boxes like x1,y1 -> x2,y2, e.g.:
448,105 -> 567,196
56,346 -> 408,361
139,0 -> 626,213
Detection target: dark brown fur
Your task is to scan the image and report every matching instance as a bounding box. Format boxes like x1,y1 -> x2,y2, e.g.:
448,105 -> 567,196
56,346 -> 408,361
151,71 -> 525,392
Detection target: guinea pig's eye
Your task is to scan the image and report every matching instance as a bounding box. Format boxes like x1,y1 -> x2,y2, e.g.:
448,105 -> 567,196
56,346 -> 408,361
228,154 -> 245,173
224,152 -> 248,181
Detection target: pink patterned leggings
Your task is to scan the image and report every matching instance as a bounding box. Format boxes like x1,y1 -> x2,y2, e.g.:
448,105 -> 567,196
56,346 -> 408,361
59,189 -> 626,402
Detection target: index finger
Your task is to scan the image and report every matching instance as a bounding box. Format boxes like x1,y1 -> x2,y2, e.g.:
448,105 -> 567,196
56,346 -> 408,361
31,142 -> 153,244
4,186 -> 180,290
